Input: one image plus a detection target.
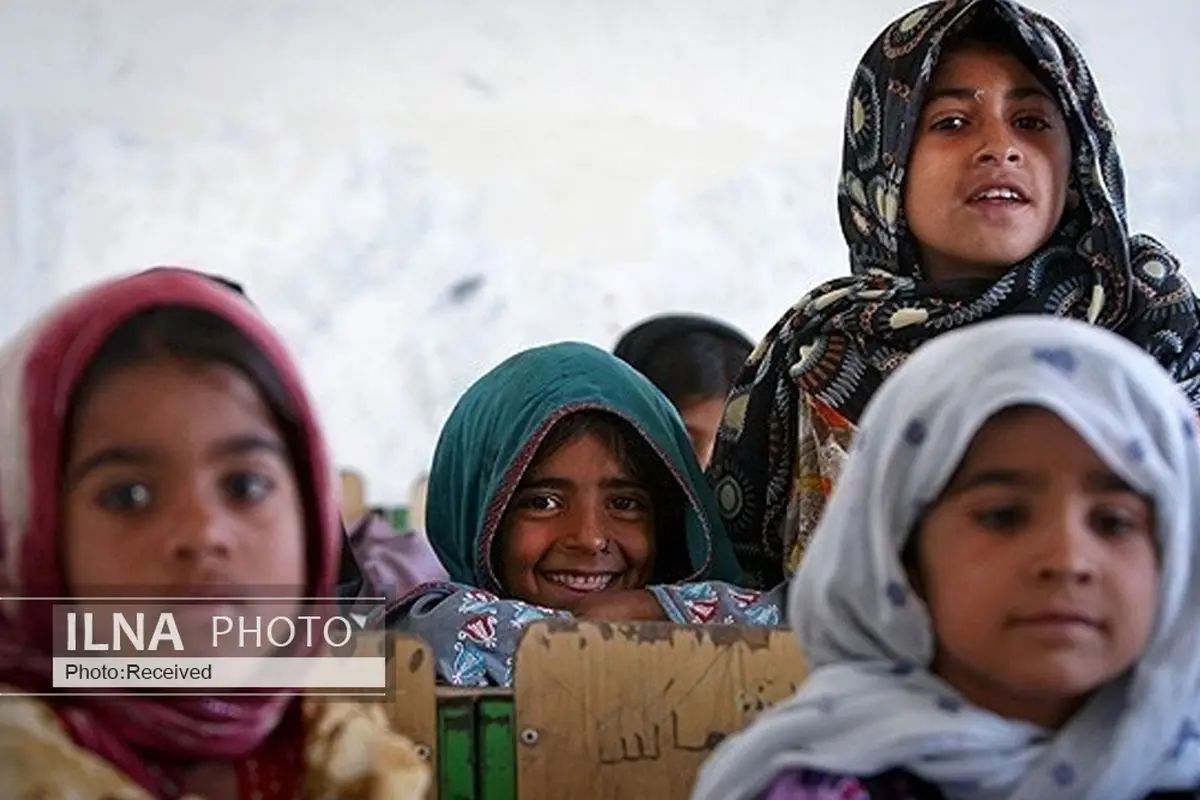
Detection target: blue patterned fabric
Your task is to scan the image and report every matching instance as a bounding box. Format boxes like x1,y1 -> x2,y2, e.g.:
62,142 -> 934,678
384,342 -> 781,687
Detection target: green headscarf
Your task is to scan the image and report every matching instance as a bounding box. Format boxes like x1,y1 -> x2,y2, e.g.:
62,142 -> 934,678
427,341 -> 744,591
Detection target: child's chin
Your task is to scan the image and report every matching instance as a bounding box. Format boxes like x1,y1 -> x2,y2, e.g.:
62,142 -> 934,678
970,232 -> 1054,269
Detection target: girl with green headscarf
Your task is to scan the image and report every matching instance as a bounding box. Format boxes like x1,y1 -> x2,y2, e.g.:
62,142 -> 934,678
384,342 -> 783,687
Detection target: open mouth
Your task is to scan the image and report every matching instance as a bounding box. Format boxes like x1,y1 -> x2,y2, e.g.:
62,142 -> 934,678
968,186 -> 1029,205
541,572 -> 619,593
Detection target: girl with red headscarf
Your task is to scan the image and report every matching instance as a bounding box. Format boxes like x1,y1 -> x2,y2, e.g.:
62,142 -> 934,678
0,268 -> 428,798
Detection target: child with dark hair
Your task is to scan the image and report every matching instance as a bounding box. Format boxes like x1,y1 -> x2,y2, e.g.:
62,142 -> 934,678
708,0 -> 1200,590
614,314 -> 754,467
386,343 -> 782,687
0,269 -> 427,798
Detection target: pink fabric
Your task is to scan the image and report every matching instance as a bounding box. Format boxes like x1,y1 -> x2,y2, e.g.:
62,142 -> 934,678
0,267 -> 341,794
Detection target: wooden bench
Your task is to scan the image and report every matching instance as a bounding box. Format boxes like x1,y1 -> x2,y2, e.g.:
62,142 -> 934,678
374,621 -> 807,799
339,469 -> 368,524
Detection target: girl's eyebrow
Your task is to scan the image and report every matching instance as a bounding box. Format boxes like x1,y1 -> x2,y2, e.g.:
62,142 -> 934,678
518,476 -> 575,491
66,445 -> 153,488
1082,470 -> 1137,494
925,85 -> 1055,104
945,467 -> 1137,496
944,467 -> 1033,496
65,434 -> 286,488
209,433 -> 286,460
517,476 -> 647,491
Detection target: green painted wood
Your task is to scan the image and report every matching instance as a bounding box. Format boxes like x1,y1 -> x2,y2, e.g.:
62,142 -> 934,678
438,696 -> 478,800
478,696 -> 517,800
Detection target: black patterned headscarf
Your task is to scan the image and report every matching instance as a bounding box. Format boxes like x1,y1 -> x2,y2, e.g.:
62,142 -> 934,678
707,0 -> 1200,587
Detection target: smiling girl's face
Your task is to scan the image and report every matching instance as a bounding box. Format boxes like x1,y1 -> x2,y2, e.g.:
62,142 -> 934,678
495,414 -> 661,612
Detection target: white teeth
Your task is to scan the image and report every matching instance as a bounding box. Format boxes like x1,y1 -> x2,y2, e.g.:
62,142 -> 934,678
545,573 -> 615,592
974,187 -> 1023,201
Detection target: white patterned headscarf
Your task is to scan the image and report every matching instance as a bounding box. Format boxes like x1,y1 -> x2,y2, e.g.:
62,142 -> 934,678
693,316 -> 1200,800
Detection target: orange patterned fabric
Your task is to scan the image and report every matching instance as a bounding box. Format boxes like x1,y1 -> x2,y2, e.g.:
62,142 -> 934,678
782,395 -> 857,577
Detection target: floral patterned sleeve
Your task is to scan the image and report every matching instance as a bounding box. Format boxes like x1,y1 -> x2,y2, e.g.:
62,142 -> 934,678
754,769 -> 874,800
384,583 -> 570,687
647,582 -> 785,627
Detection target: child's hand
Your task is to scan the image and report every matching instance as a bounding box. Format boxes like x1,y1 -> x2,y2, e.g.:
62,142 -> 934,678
572,590 -> 668,622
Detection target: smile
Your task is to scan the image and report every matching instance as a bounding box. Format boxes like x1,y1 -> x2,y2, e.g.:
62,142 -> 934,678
542,573 -> 618,593
967,185 -> 1028,204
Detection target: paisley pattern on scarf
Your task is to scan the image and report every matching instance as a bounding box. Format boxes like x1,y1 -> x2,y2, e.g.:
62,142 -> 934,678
707,0 -> 1200,588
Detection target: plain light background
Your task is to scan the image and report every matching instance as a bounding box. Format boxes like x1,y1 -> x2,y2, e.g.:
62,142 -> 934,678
1,0 -> 1195,501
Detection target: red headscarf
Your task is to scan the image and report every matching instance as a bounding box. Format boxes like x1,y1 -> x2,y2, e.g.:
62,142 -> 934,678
0,268 -> 341,795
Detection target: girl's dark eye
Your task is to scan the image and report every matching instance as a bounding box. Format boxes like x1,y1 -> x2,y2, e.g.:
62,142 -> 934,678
972,505 -> 1026,532
609,495 -> 652,520
224,472 -> 275,504
97,482 -> 152,512
1089,507 -> 1143,539
930,115 -> 967,132
516,494 -> 562,513
1014,115 -> 1051,131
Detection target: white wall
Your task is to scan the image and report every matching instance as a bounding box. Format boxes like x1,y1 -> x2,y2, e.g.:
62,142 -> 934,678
1,0 -> 1197,503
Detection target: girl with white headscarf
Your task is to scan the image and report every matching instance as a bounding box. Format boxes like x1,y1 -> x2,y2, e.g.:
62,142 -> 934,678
692,316 -> 1200,800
